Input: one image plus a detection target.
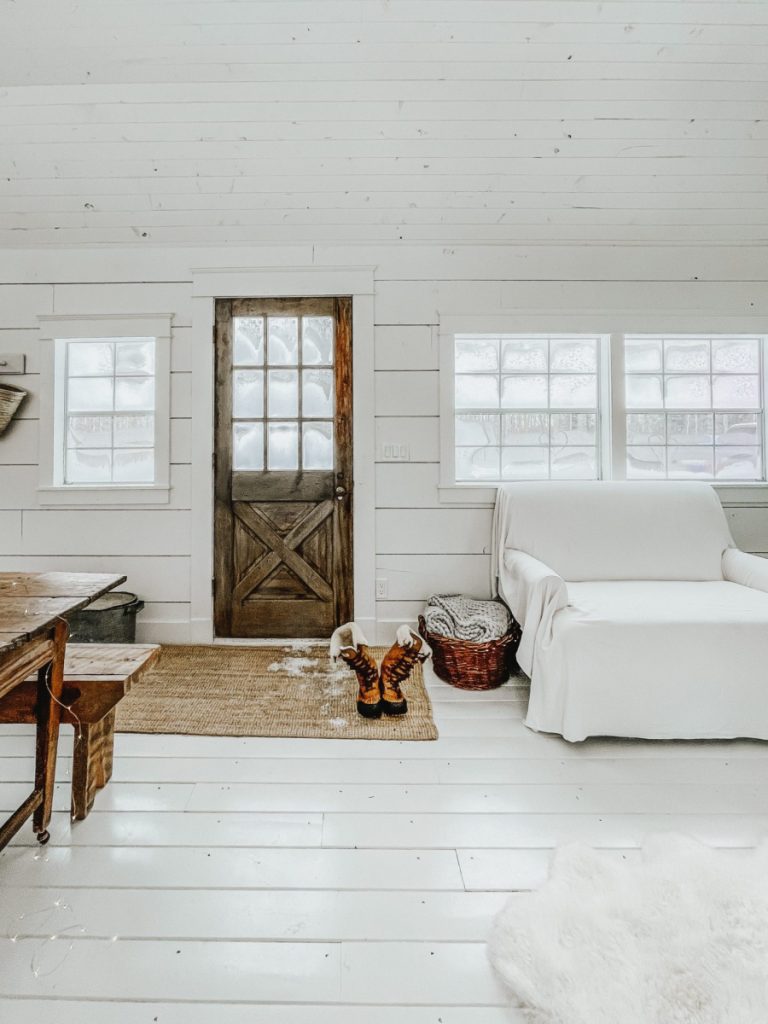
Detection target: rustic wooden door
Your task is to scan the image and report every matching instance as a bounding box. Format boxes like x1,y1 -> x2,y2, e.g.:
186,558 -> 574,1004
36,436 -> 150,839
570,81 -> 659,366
213,297 -> 353,638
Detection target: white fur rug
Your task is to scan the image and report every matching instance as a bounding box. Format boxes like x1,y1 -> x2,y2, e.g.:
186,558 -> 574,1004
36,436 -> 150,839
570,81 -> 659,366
488,834 -> 768,1024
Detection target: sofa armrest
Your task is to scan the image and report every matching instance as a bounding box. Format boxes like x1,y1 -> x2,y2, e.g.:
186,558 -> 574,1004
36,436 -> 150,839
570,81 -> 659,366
500,550 -> 568,675
723,548 -> 768,593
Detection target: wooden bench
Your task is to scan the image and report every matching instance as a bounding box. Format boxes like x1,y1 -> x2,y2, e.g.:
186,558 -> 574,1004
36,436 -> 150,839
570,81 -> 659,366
0,643 -> 160,820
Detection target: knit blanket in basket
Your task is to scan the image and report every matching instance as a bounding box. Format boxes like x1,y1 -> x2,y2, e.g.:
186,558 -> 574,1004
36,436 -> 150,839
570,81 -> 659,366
424,594 -> 511,642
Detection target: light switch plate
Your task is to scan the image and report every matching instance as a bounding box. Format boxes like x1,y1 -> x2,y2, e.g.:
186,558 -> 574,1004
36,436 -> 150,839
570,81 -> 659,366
0,354 -> 26,374
382,443 -> 410,461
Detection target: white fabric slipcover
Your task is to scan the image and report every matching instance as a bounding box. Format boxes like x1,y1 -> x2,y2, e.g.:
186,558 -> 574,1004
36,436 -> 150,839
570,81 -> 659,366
493,481 -> 768,741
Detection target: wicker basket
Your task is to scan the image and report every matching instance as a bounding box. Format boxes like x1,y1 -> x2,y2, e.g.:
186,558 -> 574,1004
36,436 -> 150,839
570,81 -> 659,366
418,613 -> 522,691
0,384 -> 27,436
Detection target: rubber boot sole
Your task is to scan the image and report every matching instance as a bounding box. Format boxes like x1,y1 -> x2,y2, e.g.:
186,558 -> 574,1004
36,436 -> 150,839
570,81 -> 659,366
357,700 -> 383,719
381,699 -> 408,716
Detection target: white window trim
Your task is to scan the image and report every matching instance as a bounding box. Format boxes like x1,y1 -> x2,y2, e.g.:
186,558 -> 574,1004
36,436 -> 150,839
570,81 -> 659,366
37,314 -> 172,506
438,315 -> 768,507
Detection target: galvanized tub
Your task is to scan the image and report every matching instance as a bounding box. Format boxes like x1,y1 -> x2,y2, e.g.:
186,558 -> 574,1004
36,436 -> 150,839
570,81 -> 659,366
66,591 -> 145,644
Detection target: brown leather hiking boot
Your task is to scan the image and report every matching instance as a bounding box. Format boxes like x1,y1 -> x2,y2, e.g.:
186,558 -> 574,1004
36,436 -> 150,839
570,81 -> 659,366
378,625 -> 431,716
330,622 -> 382,719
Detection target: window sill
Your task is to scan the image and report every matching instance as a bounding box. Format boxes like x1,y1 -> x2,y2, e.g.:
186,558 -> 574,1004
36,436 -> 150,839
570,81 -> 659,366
438,481 -> 768,508
37,485 -> 170,507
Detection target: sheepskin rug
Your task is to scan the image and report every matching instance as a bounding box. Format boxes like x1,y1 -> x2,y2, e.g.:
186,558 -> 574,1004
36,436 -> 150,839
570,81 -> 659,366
488,834 -> 768,1024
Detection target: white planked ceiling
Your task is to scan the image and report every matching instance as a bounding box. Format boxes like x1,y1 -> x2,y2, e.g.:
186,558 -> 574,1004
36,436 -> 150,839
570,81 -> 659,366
0,0 -> 766,247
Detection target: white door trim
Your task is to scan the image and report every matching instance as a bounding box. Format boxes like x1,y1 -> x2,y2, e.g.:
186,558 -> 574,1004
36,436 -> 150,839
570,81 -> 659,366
189,267 -> 376,642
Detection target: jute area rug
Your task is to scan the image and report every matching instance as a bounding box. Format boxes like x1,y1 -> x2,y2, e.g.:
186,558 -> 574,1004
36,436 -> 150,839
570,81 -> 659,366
115,643 -> 438,741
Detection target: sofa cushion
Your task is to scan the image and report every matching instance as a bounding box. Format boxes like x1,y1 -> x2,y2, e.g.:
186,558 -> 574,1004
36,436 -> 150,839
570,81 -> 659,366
567,579 -> 768,625
496,481 -> 732,581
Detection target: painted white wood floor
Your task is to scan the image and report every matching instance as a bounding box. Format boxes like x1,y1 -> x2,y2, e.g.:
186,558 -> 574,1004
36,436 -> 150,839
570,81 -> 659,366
1,663 -> 768,1023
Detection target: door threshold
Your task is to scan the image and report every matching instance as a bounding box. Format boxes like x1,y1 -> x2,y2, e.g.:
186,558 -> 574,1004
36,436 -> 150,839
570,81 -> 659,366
212,637 -> 329,647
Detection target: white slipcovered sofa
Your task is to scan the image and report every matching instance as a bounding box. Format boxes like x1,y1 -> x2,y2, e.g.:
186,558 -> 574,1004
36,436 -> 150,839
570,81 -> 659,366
493,481 -> 768,742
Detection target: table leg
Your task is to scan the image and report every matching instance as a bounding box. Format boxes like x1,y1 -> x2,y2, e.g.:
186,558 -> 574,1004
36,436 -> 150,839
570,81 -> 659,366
32,618 -> 68,843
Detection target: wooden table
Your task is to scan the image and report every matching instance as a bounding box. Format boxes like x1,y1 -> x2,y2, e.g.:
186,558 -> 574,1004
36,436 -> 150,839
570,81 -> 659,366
0,572 -> 126,850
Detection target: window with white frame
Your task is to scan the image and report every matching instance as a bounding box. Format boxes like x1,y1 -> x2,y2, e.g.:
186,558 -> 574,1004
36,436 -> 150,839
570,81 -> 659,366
453,334 -> 604,482
38,315 -> 171,504
442,329 -> 767,492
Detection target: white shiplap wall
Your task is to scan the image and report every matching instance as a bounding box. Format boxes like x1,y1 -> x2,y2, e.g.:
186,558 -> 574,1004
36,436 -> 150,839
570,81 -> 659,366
0,243 -> 767,642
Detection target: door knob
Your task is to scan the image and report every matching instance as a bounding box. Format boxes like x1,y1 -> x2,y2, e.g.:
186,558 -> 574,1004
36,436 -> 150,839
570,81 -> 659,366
335,485 -> 347,500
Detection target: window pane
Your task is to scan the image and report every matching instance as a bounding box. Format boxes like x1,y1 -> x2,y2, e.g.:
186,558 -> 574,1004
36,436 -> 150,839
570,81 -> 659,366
233,422 -> 264,470
551,446 -> 597,480
501,375 -> 547,409
716,447 -> 761,480
268,422 -> 299,470
550,374 -> 596,409
456,337 -> 499,373
712,338 -> 759,373
625,338 -> 662,372
115,340 -> 154,375
501,338 -> 547,372
664,338 -> 709,373
303,422 -> 333,470
667,413 -> 712,445
113,448 -> 154,483
626,446 -> 665,479
67,341 -> 114,376
67,415 -> 112,449
665,375 -> 711,409
115,376 -> 155,412
503,413 -> 550,446
456,446 -> 500,481
715,413 -> 759,445
113,414 -> 154,448
302,369 -> 334,418
712,374 -> 760,410
68,377 -> 114,412
455,374 -> 499,409
626,414 -> 665,445
668,446 -> 714,479
626,375 -> 662,409
501,446 -> 549,480
267,317 -> 299,365
550,413 -> 596,446
550,338 -> 597,373
233,318 -> 265,366
455,413 -> 500,445
233,370 -> 264,419
302,317 -> 333,365
267,369 -> 298,417
66,449 -> 112,484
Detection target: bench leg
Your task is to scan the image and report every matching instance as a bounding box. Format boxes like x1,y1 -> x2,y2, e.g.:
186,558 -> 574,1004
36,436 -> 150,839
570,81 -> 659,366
97,710 -> 116,788
71,711 -> 118,820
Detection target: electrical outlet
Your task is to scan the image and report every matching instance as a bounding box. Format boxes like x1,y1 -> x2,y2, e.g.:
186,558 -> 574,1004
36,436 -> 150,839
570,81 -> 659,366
375,578 -> 388,599
382,443 -> 410,461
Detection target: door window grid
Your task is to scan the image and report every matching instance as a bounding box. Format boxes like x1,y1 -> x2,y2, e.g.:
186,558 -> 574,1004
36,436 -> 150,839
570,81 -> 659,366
453,334 -> 602,482
231,315 -> 335,472
624,335 -> 764,481
62,337 -> 156,485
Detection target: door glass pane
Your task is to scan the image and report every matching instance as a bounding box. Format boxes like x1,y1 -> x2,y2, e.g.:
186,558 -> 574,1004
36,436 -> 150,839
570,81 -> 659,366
233,318 -> 265,366
68,341 -> 114,376
267,317 -> 299,365
233,370 -> 264,418
303,422 -> 333,469
302,317 -> 333,365
302,369 -> 333,417
115,340 -> 154,375
268,422 -> 299,470
115,376 -> 155,412
113,448 -> 154,483
233,422 -> 264,471
67,377 -> 114,412
267,370 -> 298,417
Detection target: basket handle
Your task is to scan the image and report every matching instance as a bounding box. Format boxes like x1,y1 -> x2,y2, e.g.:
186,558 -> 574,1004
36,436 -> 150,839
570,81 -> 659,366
417,615 -> 429,641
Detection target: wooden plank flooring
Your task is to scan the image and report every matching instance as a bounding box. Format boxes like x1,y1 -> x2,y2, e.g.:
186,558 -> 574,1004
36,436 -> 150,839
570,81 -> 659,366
1,663 -> 767,1021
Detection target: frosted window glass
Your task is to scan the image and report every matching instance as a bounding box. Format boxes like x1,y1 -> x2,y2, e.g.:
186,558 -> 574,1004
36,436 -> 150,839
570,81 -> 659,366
113,414 -> 154,448
665,375 -> 711,409
303,422 -> 333,470
455,337 -> 499,373
113,448 -> 154,483
668,446 -> 714,479
115,376 -> 155,412
455,374 -> 499,409
115,340 -> 154,375
501,375 -> 548,409
302,369 -> 333,418
68,341 -> 114,376
67,415 -> 112,449
232,370 -> 264,418
503,413 -> 550,446
625,375 -> 663,409
667,414 -> 712,445
550,375 -> 596,408
501,446 -> 549,480
664,338 -> 709,373
66,449 -> 112,484
268,422 -> 299,470
550,339 -> 597,372
267,370 -> 298,417
267,317 -> 299,365
626,414 -> 666,445
233,422 -> 264,470
456,446 -> 500,481
302,317 -> 333,365
626,446 -> 665,479
233,318 -> 265,366
551,447 -> 597,479
712,338 -> 759,373
501,338 -> 547,372
455,413 -> 501,446
715,414 -> 759,445
713,375 -> 760,409
716,447 -> 761,480
550,413 -> 597,446
624,338 -> 662,372
68,377 -> 114,412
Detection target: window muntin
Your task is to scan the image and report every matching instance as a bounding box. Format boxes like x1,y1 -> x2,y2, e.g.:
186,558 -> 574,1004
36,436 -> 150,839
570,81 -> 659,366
231,314 -> 334,472
624,335 -> 764,481
453,334 -> 601,482
62,337 -> 157,485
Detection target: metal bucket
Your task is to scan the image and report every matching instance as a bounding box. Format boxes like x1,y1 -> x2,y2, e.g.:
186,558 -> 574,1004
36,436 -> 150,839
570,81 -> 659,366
66,591 -> 145,644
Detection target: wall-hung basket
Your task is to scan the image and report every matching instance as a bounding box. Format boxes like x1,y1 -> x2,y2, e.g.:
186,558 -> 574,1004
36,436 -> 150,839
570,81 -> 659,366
0,384 -> 27,436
